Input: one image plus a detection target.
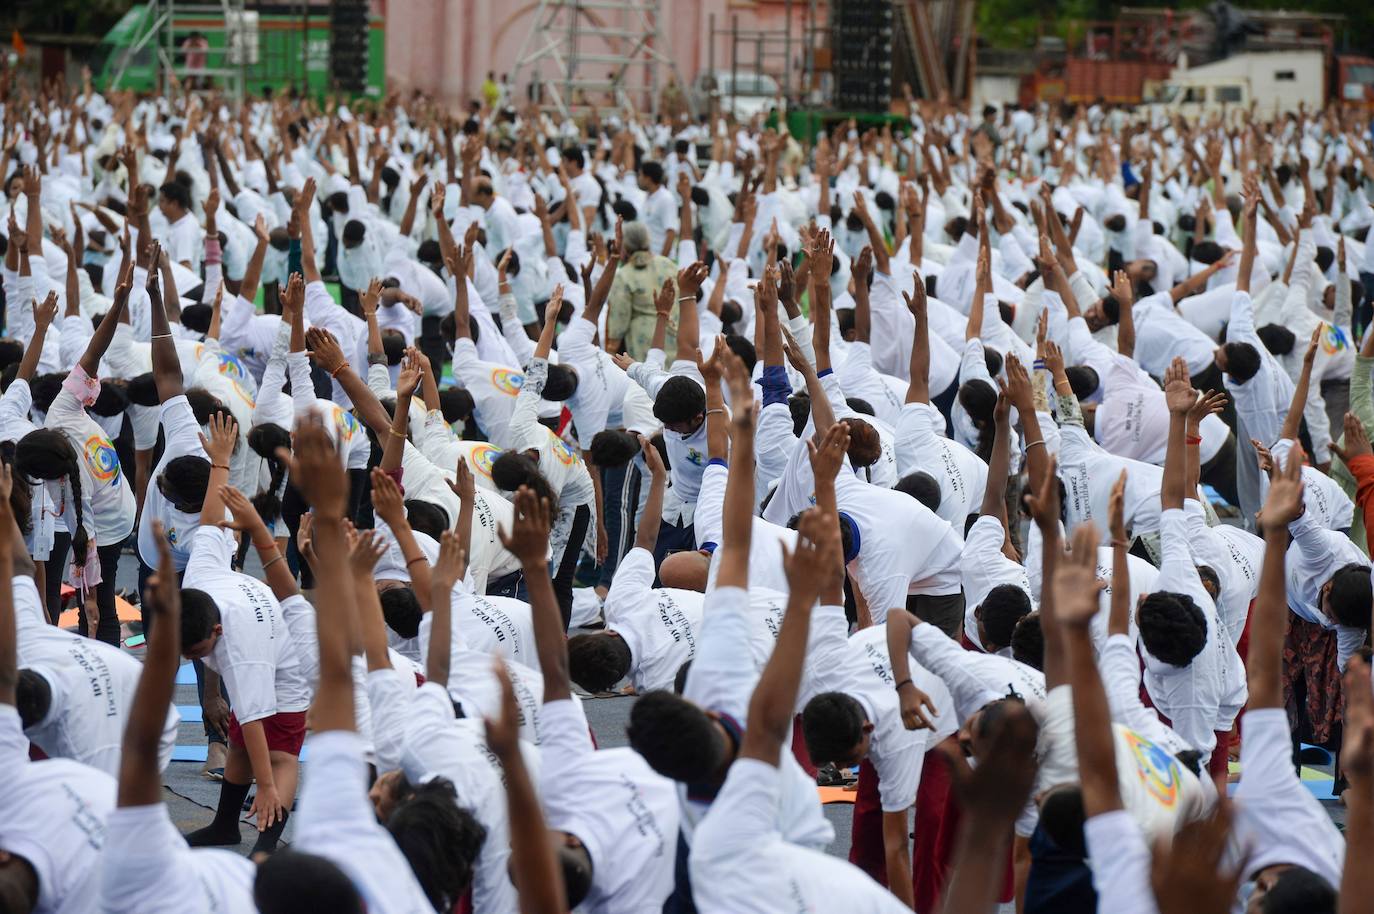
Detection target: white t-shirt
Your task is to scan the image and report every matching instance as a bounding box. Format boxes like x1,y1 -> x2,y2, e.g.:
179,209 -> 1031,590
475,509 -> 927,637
893,400 -> 988,529
835,470 -> 964,624
98,803 -> 256,914
1083,811 -> 1159,914
560,316 -> 657,448
680,586 -> 834,850
1228,708 -> 1344,886
450,336 -> 524,447
0,705 -> 116,914
402,682 -> 519,914
294,730 -> 438,914
538,699 -> 679,913
605,547 -> 705,692
1140,509 -> 1247,754
136,396 -> 207,571
695,462 -> 797,596
689,758 -> 909,914
801,607 -> 957,813
45,375 -> 137,546
184,527 -> 312,723
960,515 -> 1034,649
454,583 -> 539,671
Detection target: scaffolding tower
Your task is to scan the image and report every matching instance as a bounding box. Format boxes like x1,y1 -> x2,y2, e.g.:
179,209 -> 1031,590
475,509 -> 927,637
106,0 -> 250,101
509,0 -> 686,118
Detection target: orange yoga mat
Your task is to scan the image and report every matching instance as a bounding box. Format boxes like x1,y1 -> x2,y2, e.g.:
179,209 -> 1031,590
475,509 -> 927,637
818,786 -> 857,805
56,586 -> 141,629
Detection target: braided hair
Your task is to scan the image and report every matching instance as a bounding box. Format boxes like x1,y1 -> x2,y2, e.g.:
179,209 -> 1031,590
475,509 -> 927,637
248,423 -> 292,526
16,430 -> 89,565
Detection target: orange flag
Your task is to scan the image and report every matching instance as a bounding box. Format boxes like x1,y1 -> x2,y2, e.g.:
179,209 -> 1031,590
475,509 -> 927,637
10,30 -> 25,56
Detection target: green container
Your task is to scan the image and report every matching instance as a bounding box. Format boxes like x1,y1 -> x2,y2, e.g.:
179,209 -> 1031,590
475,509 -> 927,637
91,3 -> 386,99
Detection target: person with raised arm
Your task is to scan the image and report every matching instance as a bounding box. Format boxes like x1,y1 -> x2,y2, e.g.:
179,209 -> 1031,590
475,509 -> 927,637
689,502 -> 910,914
0,461 -> 121,914
180,412 -> 311,855
510,484 -> 680,912
17,246 -> 137,643
502,284 -> 596,620
1221,450 -> 1345,912
956,367 -> 1034,653
263,415 -> 464,914
98,525 -> 258,914
893,274 -> 989,530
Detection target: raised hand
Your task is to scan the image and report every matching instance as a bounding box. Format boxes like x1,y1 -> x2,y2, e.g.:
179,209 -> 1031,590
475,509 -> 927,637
370,466 -> 407,526
1053,522 -> 1106,628
347,528 -> 387,577
1004,353 -> 1033,413
1025,455 -> 1062,532
1331,412 -> 1373,465
1162,356 -> 1196,415
448,454 -> 476,505
277,415 -> 347,520
33,291 -> 59,331
807,421 -> 850,483
431,528 -> 468,593
305,327 -> 347,374
217,486 -> 269,538
677,261 -> 708,298
496,486 -> 551,566
396,348 -> 424,398
1108,470 -> 1128,545
198,412 -> 238,467
1258,444 -> 1305,533
360,276 -> 382,316
852,246 -> 873,285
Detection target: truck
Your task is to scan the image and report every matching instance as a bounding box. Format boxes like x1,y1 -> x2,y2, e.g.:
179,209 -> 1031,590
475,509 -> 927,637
1147,49 -> 1374,115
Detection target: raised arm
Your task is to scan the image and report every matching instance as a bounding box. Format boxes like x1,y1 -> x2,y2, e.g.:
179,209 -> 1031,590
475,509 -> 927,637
220,487 -> 298,601
372,468 -> 435,613
117,520 -> 178,807
296,178 -> 321,284
1161,358 -> 1196,511
425,531 -> 466,687
499,488 -> 566,701
1055,522 -> 1120,816
715,349 -> 758,590
485,662 -> 569,914
738,504 -> 839,765
904,278 -> 931,404
305,327 -> 393,435
148,251 -> 185,401
1251,450 -> 1303,710
287,417 -> 357,734
80,244 -> 133,376
379,351 -> 423,472
852,191 -> 890,275
17,293 -> 59,382
1279,328 -> 1321,443
673,262 -> 707,363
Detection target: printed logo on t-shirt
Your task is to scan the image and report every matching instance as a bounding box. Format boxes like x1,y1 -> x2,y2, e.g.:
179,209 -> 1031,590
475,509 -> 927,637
490,368 -> 524,396
684,447 -> 705,467
1122,728 -> 1181,809
469,443 -> 502,479
1320,321 -> 1349,355
84,435 -> 122,484
332,406 -> 361,442
549,433 -> 578,466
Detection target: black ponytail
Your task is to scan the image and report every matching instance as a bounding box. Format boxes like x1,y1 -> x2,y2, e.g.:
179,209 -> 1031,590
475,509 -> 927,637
15,430 -> 87,564
248,423 -> 291,526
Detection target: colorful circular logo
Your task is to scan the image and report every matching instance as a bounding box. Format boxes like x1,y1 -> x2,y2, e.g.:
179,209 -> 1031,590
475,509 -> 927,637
84,435 -> 121,484
1123,728 -> 1180,809
548,431 -> 578,466
490,368 -> 524,396
333,406 -> 361,441
1321,322 -> 1349,356
469,443 -> 502,478
217,351 -> 249,381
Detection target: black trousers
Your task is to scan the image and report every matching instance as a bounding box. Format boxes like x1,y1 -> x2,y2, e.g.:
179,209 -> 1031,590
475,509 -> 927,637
905,591 -> 965,639
553,504 -> 592,629
47,536 -> 123,645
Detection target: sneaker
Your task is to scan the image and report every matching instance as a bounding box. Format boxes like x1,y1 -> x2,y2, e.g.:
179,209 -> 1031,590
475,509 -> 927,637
202,742 -> 227,781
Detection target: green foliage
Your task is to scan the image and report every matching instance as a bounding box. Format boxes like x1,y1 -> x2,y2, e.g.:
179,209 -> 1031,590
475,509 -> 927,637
4,0 -> 135,40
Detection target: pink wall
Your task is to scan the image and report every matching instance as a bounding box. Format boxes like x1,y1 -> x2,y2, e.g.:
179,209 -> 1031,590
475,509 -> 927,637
380,0 -> 819,107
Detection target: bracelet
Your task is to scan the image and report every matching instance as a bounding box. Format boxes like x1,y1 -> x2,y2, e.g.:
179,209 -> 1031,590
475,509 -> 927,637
388,428 -> 407,439
329,362 -> 349,378
405,555 -> 427,567
678,295 -> 695,303
1186,435 -> 1202,446
151,332 -> 173,340
262,553 -> 285,571
211,463 -> 230,470
705,408 -> 724,416
1024,439 -> 1046,452
253,540 -> 276,551
894,678 -> 913,692
1111,539 -> 1129,547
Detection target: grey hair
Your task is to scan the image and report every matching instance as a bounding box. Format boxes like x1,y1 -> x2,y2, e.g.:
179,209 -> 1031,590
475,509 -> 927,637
623,221 -> 651,254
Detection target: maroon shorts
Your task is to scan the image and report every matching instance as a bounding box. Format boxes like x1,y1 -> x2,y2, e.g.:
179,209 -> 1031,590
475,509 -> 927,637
227,710 -> 307,756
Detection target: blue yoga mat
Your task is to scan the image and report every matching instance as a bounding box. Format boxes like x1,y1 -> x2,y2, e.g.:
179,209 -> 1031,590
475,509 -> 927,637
176,663 -> 197,685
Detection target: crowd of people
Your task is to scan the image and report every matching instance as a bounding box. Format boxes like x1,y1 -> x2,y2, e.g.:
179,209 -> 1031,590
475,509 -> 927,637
1,61 -> 1374,913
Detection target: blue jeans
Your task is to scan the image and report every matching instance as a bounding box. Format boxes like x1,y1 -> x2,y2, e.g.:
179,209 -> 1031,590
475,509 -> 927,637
597,461 -> 644,590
